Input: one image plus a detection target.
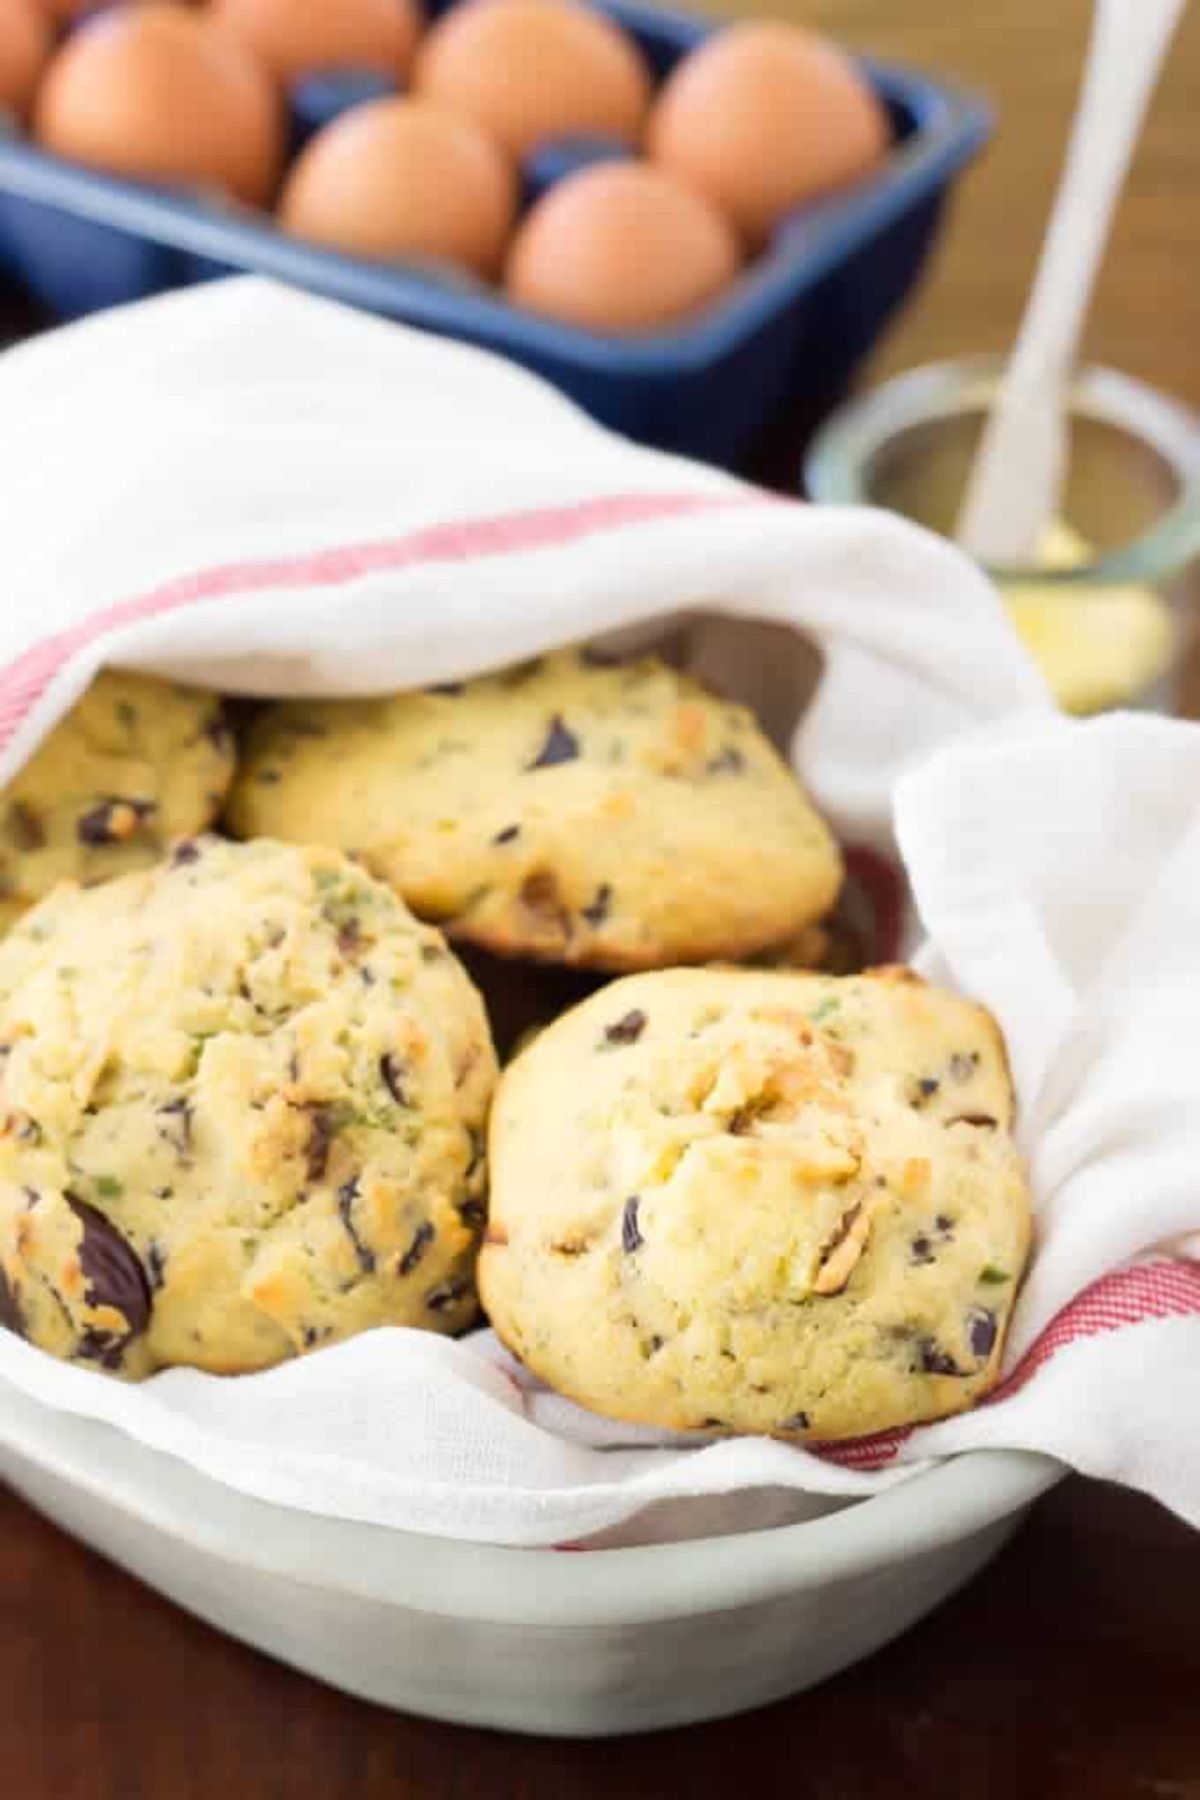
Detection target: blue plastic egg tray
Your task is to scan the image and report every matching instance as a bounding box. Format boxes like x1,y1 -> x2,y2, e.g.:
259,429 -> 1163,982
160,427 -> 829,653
0,0 -> 992,468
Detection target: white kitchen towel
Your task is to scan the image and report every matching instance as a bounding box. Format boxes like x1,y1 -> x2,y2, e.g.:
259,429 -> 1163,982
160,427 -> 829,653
0,277 -> 1195,1549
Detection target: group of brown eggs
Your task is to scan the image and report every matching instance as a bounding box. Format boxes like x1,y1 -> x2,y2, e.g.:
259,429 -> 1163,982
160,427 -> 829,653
0,0 -> 890,333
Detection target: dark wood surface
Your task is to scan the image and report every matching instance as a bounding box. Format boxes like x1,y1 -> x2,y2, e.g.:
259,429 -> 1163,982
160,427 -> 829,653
3,1474 -> 1198,1799
4,0 -> 1200,1791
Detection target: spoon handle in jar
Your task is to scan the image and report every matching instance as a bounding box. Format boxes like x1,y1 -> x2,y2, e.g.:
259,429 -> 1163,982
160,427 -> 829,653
956,0 -> 1188,567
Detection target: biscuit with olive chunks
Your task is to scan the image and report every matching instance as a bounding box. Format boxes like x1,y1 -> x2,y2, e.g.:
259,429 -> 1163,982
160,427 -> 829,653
0,838 -> 497,1377
480,965 -> 1029,1440
227,649 -> 843,971
0,669 -> 235,934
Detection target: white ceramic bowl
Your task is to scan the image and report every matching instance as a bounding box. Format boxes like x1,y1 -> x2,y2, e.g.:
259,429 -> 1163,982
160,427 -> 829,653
1,1374 -> 1061,1736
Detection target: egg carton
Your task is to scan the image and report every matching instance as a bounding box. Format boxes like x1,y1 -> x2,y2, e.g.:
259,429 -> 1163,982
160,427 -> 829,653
0,0 -> 991,470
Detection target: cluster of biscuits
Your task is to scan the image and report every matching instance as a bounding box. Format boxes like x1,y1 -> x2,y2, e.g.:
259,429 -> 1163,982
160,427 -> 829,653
0,650 -> 1030,1440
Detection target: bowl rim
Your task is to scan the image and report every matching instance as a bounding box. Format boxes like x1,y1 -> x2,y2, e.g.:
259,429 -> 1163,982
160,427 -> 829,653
1,1375 -> 1063,1628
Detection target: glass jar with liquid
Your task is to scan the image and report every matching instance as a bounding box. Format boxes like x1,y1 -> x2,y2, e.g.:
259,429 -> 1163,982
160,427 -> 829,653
804,358 -> 1200,715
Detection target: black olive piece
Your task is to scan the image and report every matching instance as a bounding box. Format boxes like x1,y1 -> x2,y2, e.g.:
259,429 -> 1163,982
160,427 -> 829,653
337,1178 -> 376,1275
0,1267 -> 24,1338
399,1221 -> 435,1277
918,1340 -> 966,1377
380,1054 -> 408,1107
76,798 -> 155,847
426,1277 -> 472,1314
580,884 -> 612,928
65,1194 -> 151,1342
603,1009 -> 646,1047
968,1308 -> 998,1358
305,1107 -> 335,1181
527,715 -> 580,770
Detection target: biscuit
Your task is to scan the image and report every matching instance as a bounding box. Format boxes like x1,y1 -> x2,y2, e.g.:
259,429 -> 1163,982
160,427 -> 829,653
227,649 -> 843,970
0,836 -> 498,1377
0,669 -> 235,934
480,965 -> 1029,1440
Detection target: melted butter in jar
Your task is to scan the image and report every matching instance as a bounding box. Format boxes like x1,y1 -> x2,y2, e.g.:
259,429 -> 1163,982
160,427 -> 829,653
807,362 -> 1197,719
1002,521 -> 1175,715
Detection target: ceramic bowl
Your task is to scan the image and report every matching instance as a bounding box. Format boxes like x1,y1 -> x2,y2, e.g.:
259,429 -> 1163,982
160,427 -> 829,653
0,1372 -> 1061,1736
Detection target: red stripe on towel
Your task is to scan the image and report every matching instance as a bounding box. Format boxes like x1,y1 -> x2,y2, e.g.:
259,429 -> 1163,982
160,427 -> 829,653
0,491 -> 755,751
553,1260 -> 1200,1548
814,1256 -> 1200,1471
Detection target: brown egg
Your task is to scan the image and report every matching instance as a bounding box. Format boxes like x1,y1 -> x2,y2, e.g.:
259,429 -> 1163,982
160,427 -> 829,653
0,0 -> 51,120
505,162 -> 740,333
415,0 -> 651,159
36,1 -> 107,20
34,4 -> 285,206
648,22 -> 890,247
280,97 -> 518,279
211,0 -> 421,84
38,0 -> 199,24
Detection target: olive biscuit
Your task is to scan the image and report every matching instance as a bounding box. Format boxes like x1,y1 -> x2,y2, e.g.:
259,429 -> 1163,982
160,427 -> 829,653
0,837 -> 498,1377
480,965 -> 1030,1441
0,669 -> 235,934
228,649 -> 843,971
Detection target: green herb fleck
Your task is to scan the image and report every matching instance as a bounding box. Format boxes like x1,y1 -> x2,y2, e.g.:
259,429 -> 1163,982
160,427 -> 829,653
183,1030 -> 220,1077
810,996 -> 841,1024
95,1175 -> 124,1199
55,965 -> 79,981
314,869 -> 343,893
979,1265 -> 1010,1285
329,1100 -> 400,1133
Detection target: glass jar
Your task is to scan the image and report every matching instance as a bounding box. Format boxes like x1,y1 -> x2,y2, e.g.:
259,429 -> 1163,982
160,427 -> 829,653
804,357 -> 1200,714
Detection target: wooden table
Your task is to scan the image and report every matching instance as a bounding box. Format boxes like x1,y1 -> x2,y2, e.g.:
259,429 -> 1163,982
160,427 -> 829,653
3,1 -> 1200,1793
4,1474 -> 1198,1800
